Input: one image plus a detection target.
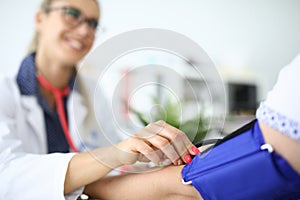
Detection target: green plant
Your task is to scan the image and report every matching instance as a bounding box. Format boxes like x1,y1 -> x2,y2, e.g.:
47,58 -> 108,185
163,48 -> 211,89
130,95 -> 209,144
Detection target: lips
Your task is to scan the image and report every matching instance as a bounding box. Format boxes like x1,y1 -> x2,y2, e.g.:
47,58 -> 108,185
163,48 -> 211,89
68,38 -> 84,51
64,36 -> 86,52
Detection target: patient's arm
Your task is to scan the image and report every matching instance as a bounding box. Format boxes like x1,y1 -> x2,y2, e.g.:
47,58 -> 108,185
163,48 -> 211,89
84,165 -> 202,200
259,121 -> 300,174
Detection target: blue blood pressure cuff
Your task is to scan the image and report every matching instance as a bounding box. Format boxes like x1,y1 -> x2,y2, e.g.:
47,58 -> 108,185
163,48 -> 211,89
182,120 -> 300,199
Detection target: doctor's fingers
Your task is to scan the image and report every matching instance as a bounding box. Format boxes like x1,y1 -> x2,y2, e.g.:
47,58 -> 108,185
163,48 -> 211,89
153,120 -> 200,159
137,149 -> 173,166
137,121 -> 196,164
114,138 -> 159,166
129,137 -> 169,165
158,121 -> 199,156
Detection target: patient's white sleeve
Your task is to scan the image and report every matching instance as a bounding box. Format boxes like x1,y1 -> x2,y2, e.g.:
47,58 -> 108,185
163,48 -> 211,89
256,54 -> 300,141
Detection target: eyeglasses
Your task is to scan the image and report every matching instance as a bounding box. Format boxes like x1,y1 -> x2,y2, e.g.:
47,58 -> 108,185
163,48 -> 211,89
45,6 -> 99,31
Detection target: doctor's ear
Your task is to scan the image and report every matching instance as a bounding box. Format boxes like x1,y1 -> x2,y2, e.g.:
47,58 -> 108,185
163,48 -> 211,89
34,10 -> 46,32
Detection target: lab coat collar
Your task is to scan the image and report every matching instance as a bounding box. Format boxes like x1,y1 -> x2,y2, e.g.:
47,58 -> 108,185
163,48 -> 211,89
68,90 -> 88,128
20,90 -> 88,153
67,90 -> 88,148
21,96 -> 47,152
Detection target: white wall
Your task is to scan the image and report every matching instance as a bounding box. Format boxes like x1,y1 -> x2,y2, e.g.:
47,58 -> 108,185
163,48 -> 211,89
0,0 -> 41,76
1,0 -> 300,101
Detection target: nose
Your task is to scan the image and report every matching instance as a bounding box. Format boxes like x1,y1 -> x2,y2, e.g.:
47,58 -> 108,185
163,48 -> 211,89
76,22 -> 94,38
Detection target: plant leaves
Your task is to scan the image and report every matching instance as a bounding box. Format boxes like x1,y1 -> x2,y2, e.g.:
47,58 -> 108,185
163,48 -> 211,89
129,95 -> 209,144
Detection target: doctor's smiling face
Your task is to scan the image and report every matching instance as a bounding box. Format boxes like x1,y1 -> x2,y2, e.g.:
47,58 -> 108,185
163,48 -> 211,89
35,0 -> 100,66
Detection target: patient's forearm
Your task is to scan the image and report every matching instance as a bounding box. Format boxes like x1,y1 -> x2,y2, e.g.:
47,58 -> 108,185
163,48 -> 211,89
84,165 -> 202,200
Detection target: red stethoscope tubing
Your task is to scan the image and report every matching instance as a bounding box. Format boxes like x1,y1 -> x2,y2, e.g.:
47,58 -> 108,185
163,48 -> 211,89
37,74 -> 78,152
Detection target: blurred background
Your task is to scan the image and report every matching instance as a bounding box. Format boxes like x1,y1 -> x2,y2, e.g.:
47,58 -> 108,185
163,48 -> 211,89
1,0 -> 300,136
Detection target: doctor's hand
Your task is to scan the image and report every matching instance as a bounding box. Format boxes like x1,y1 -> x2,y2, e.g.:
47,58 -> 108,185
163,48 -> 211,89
115,120 -> 200,167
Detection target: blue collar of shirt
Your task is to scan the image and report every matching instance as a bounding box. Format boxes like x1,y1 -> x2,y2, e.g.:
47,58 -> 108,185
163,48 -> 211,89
16,52 -> 76,95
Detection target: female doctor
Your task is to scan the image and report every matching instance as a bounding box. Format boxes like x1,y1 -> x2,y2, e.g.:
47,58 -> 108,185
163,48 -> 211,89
0,0 -> 199,199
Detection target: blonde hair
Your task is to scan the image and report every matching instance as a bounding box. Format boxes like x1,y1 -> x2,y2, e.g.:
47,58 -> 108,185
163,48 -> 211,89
27,0 -> 54,54
27,0 -> 99,54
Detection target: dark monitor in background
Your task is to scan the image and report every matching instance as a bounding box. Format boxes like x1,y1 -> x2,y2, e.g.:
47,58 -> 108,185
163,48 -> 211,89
227,82 -> 257,115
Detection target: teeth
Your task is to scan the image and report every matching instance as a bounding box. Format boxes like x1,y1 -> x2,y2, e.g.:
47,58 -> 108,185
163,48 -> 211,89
69,39 -> 83,50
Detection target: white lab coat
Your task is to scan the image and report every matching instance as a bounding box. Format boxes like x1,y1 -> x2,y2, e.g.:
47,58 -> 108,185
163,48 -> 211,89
0,76 -> 119,199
